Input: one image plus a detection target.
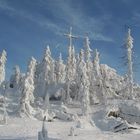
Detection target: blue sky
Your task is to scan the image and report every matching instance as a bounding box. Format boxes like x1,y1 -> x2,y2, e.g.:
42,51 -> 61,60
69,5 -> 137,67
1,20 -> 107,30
0,0 -> 140,82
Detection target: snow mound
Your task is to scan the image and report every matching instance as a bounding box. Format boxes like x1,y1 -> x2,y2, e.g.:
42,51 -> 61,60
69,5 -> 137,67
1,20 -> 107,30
93,109 -> 122,131
118,100 -> 140,124
92,106 -> 139,133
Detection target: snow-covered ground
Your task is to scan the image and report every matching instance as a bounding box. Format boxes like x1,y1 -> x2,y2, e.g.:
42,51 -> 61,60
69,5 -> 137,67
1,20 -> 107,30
1,86 -> 140,140
0,115 -> 140,140
1,102 -> 140,140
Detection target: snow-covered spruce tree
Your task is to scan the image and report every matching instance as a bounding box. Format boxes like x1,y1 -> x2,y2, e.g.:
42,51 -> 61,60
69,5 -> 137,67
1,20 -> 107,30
49,58 -> 56,84
18,57 -> 36,117
42,46 -> 52,85
92,49 -> 105,103
76,49 -> 85,101
10,65 -> 21,89
125,28 -> 134,99
0,50 -> 7,86
93,49 -> 101,76
78,49 -> 90,116
74,53 -> 80,100
65,46 -> 73,103
55,53 -> 65,83
35,46 -> 55,97
84,36 -> 92,70
71,46 -> 77,79
84,36 -> 93,99
26,57 -> 37,103
45,46 -> 56,84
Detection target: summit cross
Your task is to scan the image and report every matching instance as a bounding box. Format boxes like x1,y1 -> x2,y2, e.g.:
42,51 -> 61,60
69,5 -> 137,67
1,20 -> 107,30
64,27 -> 79,47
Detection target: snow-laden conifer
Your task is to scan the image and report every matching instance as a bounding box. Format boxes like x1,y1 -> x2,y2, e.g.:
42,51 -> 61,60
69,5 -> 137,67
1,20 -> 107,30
76,49 -> 90,115
18,57 -> 36,117
55,53 -> 65,83
0,50 -> 7,86
125,28 -> 134,99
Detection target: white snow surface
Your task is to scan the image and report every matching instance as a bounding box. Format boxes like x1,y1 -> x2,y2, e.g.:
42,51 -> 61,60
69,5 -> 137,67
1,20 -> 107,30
0,110 -> 140,140
0,97 -> 140,140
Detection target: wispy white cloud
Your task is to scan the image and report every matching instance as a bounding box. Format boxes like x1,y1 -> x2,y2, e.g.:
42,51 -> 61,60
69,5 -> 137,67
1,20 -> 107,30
91,34 -> 113,42
0,1 -> 65,35
41,0 -> 113,42
130,12 -> 140,27
0,0 -> 113,42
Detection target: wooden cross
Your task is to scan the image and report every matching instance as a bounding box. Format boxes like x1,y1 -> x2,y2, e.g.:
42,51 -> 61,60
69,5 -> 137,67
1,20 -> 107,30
64,27 -> 79,47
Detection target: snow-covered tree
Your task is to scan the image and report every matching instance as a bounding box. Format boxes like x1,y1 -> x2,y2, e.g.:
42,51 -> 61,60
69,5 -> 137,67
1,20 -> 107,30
84,36 -> 92,65
76,49 -> 90,114
92,49 -> 104,103
35,46 -> 55,97
10,65 -> 21,89
71,46 -> 77,79
66,46 -> 76,81
93,49 -> 101,76
125,28 -> 134,99
0,50 -> 7,86
50,59 -> 56,84
77,50 -> 90,116
26,57 -> 37,102
18,57 -> 36,117
42,46 -> 52,84
43,46 -> 56,84
84,36 -> 93,93
65,46 -> 72,103
76,49 -> 85,100
55,53 -> 65,83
